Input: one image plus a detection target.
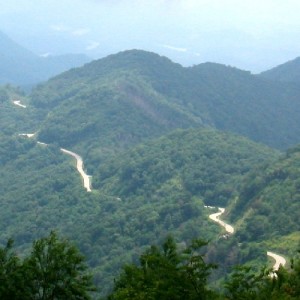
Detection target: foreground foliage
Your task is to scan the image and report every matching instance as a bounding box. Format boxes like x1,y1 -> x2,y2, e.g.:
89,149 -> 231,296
108,236 -> 218,300
108,236 -> 300,300
230,145 -> 300,243
224,252 -> 300,299
0,232 -> 95,300
1,233 -> 299,299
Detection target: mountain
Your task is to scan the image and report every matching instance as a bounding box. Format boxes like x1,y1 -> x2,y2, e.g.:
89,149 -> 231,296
1,48 -> 300,297
0,31 -> 90,86
29,50 -> 300,157
95,128 -> 279,207
0,124 -> 278,295
0,85 -> 39,136
259,56 -> 300,83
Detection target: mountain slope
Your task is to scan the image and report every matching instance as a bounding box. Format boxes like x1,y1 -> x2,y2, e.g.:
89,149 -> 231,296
0,31 -> 90,86
1,49 -> 300,296
30,56 -> 203,167
0,85 -> 38,137
95,128 -> 279,207
29,50 -> 300,153
228,144 -> 300,252
259,56 -> 300,83
0,125 -> 278,295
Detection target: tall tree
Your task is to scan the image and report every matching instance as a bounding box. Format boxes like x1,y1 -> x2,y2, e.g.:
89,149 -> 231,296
0,239 -> 29,299
0,232 -> 96,299
108,236 -> 217,300
23,231 -> 95,300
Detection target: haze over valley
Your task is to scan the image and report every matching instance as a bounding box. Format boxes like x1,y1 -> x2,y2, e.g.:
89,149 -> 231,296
1,2 -> 300,298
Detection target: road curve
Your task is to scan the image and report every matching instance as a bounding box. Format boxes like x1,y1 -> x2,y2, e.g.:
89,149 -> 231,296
18,133 -> 92,192
19,133 -> 35,138
207,207 -> 288,277
208,207 -> 234,234
13,100 -> 27,108
61,148 -> 92,192
267,251 -> 286,277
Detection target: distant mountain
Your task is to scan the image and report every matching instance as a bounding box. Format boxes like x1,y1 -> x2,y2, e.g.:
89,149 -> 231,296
259,56 -> 300,83
30,50 -> 300,155
0,31 -> 90,86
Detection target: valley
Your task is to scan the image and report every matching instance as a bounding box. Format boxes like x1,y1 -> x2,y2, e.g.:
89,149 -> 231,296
0,50 -> 299,297
12,96 -> 288,277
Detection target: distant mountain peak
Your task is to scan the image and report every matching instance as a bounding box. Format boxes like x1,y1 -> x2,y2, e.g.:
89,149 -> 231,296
0,30 -> 91,86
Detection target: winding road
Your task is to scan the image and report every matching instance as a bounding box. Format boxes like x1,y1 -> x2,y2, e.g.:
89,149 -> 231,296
19,133 -> 35,138
267,251 -> 287,278
20,135 -> 92,192
206,206 -> 286,274
13,100 -> 27,108
13,100 -> 288,269
208,207 -> 234,234
60,148 -> 92,192
13,102 -> 92,192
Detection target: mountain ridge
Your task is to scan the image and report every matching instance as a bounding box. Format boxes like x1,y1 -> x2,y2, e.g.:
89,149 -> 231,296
0,30 -> 90,86
259,56 -> 300,83
29,49 -> 300,153
1,48 -> 300,296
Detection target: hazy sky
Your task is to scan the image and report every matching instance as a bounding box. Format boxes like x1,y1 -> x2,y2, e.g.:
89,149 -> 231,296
1,0 -> 300,72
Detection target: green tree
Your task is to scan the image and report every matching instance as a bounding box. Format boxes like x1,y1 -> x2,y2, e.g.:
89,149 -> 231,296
224,265 -> 271,300
23,231 -> 95,300
0,239 -> 29,299
271,251 -> 300,299
108,236 -> 218,300
224,252 -> 300,300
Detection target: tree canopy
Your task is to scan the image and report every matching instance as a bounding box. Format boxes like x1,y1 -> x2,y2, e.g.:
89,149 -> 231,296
0,232 -> 95,300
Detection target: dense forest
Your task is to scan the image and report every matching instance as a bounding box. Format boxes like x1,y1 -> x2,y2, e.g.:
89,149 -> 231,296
0,50 -> 300,298
229,144 -> 300,247
259,56 -> 300,83
31,50 -> 300,152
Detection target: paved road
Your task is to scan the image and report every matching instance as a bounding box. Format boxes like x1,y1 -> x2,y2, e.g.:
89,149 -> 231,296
267,251 -> 287,278
19,133 -> 35,138
206,206 -> 287,276
14,104 -> 287,269
61,148 -> 92,192
208,207 -> 234,234
13,100 -> 26,108
16,116 -> 288,273
18,132 -> 92,192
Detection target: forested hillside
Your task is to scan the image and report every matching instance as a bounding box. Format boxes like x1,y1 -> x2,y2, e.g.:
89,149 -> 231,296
1,49 -> 300,297
229,144 -> 300,250
34,71 -> 201,167
0,85 -> 38,136
95,129 -> 279,207
0,106 -> 279,295
30,50 -> 300,153
259,56 -> 300,83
